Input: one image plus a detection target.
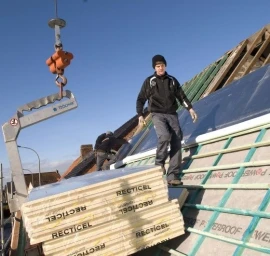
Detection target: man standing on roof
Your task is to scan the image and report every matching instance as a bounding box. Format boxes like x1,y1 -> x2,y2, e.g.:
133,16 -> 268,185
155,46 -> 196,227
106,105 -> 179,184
136,55 -> 198,185
94,131 -> 128,171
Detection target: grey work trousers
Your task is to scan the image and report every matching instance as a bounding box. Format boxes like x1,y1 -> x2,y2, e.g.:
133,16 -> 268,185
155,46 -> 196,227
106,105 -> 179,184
152,112 -> 183,181
96,151 -> 117,171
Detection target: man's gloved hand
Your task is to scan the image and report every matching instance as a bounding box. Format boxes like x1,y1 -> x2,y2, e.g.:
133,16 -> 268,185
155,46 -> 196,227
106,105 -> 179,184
189,108 -> 198,123
138,116 -> 146,126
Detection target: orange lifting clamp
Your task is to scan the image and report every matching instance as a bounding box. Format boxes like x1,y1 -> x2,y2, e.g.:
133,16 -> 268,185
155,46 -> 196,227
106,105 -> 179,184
47,2 -> 74,98
46,49 -> 73,75
46,48 -> 74,97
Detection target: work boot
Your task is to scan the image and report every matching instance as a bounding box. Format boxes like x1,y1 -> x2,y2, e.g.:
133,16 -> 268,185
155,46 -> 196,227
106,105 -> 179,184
167,179 -> 183,186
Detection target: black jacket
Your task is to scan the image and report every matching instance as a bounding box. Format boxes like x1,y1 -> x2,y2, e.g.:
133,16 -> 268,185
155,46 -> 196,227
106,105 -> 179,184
94,133 -> 127,153
136,72 -> 192,116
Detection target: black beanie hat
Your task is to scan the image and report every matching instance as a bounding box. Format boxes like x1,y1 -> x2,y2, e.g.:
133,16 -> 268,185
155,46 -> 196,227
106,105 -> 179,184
152,55 -> 167,68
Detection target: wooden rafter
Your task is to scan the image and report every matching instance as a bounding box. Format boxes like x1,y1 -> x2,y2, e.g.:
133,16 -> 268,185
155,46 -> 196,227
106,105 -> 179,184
224,28 -> 266,86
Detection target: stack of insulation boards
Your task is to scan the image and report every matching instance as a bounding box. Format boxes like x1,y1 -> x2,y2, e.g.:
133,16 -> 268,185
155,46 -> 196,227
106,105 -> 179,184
21,165 -> 186,256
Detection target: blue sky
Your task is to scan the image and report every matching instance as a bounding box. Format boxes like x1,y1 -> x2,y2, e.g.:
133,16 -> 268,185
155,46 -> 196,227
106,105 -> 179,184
1,0 -> 270,182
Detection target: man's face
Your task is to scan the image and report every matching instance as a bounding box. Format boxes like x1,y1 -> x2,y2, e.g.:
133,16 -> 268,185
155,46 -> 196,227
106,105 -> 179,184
154,63 -> 166,76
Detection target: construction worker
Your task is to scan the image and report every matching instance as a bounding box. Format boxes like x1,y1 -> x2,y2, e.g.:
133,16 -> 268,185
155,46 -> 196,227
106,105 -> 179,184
94,131 -> 128,171
136,54 -> 198,185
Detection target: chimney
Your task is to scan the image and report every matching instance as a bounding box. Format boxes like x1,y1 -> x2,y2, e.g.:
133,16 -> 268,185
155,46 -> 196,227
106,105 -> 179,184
80,144 -> 93,159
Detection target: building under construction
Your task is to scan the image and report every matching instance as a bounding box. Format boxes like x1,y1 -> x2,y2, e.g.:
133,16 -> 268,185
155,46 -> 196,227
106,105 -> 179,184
2,25 -> 270,256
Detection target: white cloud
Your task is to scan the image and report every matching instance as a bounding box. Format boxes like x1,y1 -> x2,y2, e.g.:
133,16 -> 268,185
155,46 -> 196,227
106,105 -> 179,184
23,158 -> 75,175
1,156 -> 77,185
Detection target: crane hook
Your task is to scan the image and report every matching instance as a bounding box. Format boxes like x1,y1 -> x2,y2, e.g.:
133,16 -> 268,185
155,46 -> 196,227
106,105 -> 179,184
55,74 -> 67,98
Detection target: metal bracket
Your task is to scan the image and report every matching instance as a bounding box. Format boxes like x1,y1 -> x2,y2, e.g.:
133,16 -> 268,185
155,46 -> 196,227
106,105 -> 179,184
17,89 -> 73,113
2,90 -> 78,212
